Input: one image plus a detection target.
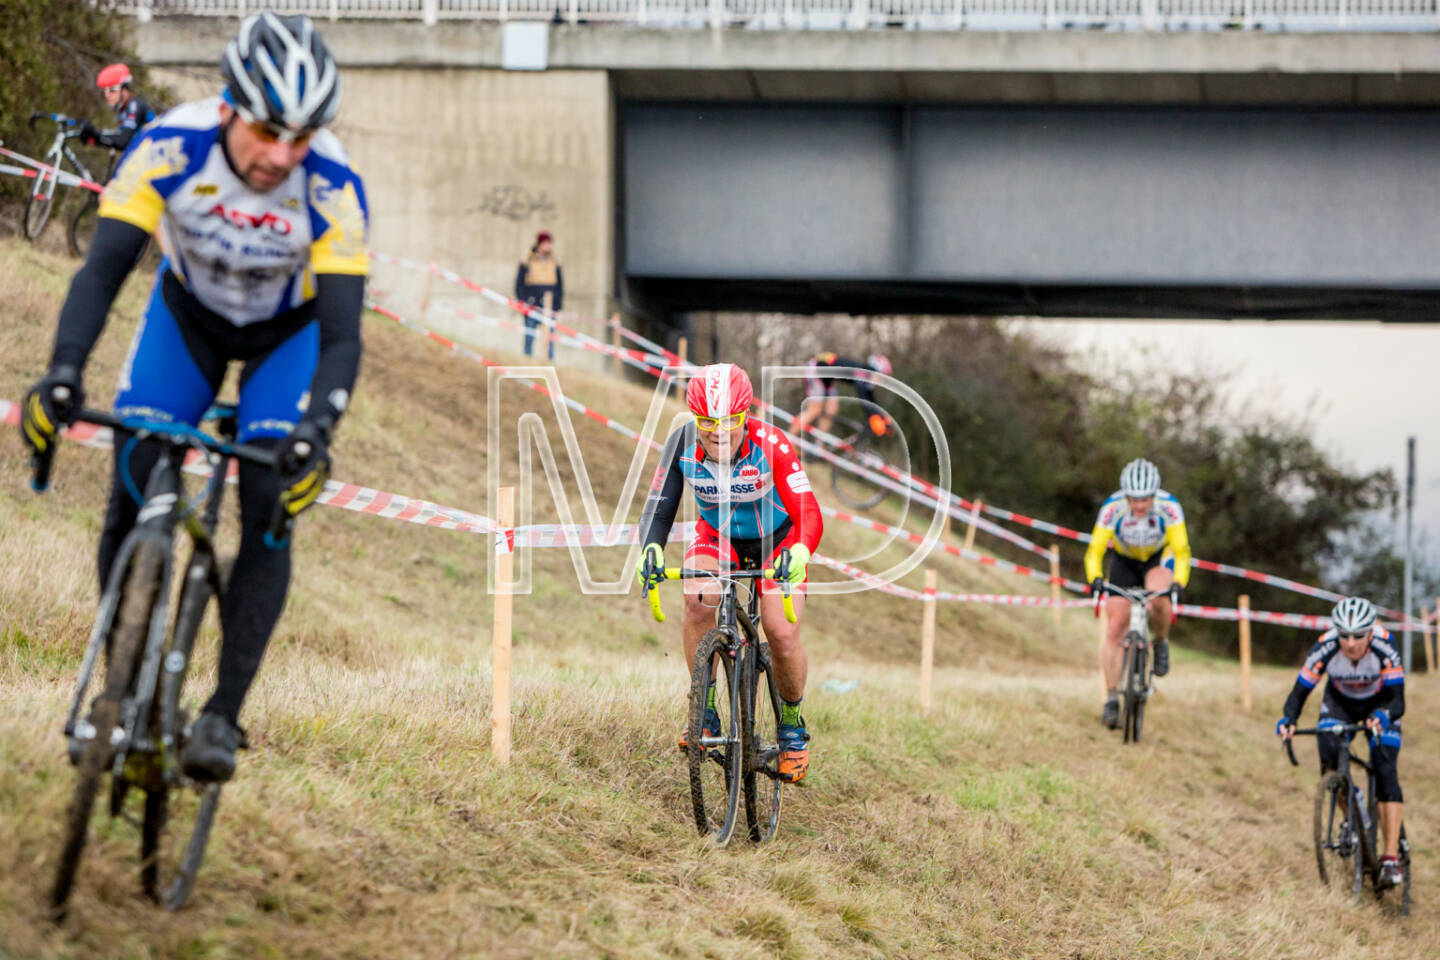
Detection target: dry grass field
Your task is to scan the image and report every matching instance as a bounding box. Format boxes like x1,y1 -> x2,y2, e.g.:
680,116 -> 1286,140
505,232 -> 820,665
0,238 -> 1435,959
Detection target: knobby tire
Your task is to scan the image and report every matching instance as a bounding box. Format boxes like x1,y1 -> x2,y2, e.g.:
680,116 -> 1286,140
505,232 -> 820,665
1314,772 -> 1346,887
742,642 -> 784,844
142,547 -> 222,910
687,628 -> 742,845
49,540 -> 166,919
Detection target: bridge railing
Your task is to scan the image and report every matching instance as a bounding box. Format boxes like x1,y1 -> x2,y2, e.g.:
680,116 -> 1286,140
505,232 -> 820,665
112,0 -> 1440,29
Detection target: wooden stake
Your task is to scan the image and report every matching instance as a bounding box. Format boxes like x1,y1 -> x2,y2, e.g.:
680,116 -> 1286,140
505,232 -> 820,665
677,336 -> 688,365
962,498 -> 983,553
609,313 -> 621,376
492,487 -> 515,765
1239,594 -> 1252,712
920,570 -> 937,715
1424,603 -> 1435,675
541,291 -> 554,359
419,263 -> 436,325
1049,545 -> 1062,637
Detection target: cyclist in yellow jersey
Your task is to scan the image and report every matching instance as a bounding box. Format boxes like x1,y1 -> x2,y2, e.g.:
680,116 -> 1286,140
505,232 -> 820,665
1083,458 -> 1192,729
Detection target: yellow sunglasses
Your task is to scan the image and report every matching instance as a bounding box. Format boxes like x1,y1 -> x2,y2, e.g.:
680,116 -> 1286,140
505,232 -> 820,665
694,411 -> 746,433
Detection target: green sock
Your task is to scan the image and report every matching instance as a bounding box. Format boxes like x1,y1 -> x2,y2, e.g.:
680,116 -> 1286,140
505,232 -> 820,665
781,698 -> 803,727
705,683 -> 718,712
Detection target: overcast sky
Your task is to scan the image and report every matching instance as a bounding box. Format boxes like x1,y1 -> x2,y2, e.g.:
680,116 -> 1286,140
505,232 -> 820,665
1013,319 -> 1440,568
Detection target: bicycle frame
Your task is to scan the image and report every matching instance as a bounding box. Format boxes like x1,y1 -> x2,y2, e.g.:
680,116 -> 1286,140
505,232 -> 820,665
31,115 -> 96,202
62,409 -> 270,776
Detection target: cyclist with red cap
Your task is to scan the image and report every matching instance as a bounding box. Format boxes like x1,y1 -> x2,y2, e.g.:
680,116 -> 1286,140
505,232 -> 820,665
80,64 -> 155,154
637,363 -> 824,781
795,351 -> 891,437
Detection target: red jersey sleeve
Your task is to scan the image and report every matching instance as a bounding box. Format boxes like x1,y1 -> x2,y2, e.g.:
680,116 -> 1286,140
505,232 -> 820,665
753,421 -> 823,553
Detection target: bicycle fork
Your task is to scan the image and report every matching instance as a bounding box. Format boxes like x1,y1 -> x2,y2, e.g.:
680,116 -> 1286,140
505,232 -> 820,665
64,455 -> 186,772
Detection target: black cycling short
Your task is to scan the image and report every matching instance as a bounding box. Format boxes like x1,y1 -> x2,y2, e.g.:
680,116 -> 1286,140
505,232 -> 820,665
1318,697 -> 1403,803
1106,552 -> 1167,589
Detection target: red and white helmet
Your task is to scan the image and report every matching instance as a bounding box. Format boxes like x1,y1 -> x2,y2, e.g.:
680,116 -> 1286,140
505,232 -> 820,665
97,63 -> 133,89
686,363 -> 753,418
868,353 -> 892,376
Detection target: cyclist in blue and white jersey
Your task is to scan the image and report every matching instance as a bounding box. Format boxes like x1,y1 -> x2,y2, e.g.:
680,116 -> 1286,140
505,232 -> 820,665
1277,597 -> 1407,888
21,13 -> 368,782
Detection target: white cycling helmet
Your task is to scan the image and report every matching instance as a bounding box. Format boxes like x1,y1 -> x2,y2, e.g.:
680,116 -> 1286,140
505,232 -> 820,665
868,353 -> 892,376
1331,596 -> 1377,635
222,12 -> 340,136
1118,458 -> 1161,498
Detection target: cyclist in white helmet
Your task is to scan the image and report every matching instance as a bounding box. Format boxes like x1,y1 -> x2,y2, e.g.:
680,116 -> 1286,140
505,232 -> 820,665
1277,597 -> 1406,888
1083,458 -> 1192,729
21,12 -> 366,782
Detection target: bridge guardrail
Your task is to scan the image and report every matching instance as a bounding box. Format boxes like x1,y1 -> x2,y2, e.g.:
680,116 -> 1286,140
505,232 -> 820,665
114,0 -> 1440,32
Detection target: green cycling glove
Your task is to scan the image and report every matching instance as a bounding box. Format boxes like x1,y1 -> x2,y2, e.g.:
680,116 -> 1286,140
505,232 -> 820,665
779,544 -> 811,584
636,543 -> 665,589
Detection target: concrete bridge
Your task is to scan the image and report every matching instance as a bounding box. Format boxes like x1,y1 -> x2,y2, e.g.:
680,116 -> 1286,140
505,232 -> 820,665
136,18 -> 1440,325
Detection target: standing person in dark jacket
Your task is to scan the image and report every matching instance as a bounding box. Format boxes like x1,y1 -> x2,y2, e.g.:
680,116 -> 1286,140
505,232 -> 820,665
79,64 -> 156,156
515,230 -> 563,360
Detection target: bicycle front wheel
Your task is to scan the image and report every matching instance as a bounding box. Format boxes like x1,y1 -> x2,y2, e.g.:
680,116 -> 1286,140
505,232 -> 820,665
50,540 -> 166,919
742,642 -> 784,844
1313,772 -> 1347,887
830,428 -> 888,511
687,628 -> 742,845
142,550 -> 222,909
1121,636 -> 1147,745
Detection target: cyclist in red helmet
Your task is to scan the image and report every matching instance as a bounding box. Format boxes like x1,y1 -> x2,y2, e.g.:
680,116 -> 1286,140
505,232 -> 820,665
795,351 -> 891,437
637,363 -> 824,782
80,63 -> 155,154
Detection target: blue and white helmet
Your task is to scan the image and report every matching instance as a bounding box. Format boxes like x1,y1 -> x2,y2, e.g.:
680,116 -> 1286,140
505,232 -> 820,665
1331,596 -> 1377,634
222,12 -> 340,135
1118,458 -> 1161,498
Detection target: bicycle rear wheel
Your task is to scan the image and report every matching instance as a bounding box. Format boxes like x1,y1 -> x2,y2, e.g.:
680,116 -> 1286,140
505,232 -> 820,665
742,642 -> 784,844
68,195 -> 98,258
1313,772 -> 1347,887
1398,826 -> 1412,916
50,540 -> 165,919
1121,635 -> 1147,745
141,551 -> 223,909
687,628 -> 742,845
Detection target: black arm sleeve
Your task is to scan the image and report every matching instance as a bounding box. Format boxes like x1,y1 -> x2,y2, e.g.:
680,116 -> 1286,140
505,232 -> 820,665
514,263 -> 529,301
51,218 -> 150,370
1281,680 -> 1314,724
304,273 -> 365,430
638,426 -> 692,548
1374,683 -> 1405,723
95,127 -> 135,151
553,266 -> 563,312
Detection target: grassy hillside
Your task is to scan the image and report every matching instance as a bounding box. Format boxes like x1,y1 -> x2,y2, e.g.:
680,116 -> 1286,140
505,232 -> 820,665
0,238 -> 1435,959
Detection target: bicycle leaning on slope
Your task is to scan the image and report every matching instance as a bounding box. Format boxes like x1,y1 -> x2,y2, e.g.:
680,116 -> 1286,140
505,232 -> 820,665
642,561 -> 796,847
1094,582 -> 1171,744
1283,722 -> 1412,914
21,112 -> 104,248
34,401 -> 297,918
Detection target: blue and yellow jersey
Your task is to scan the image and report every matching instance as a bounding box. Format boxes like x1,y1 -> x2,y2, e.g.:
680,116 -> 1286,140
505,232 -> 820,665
1083,489 -> 1192,587
98,97 -> 369,327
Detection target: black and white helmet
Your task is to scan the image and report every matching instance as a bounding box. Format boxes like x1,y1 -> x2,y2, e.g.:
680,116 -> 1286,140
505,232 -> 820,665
1331,596 -> 1377,635
222,12 -> 340,136
1118,458 -> 1161,498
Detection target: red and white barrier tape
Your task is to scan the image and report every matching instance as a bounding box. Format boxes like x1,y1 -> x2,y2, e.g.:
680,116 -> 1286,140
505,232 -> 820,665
370,254 -> 1409,616
0,145 -> 103,193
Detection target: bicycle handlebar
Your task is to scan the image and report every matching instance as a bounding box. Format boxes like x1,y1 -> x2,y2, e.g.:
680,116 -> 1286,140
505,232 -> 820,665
1092,581 -> 1170,616
1281,722 -> 1376,767
30,111 -> 77,131
30,405 -> 292,547
643,566 -> 797,625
